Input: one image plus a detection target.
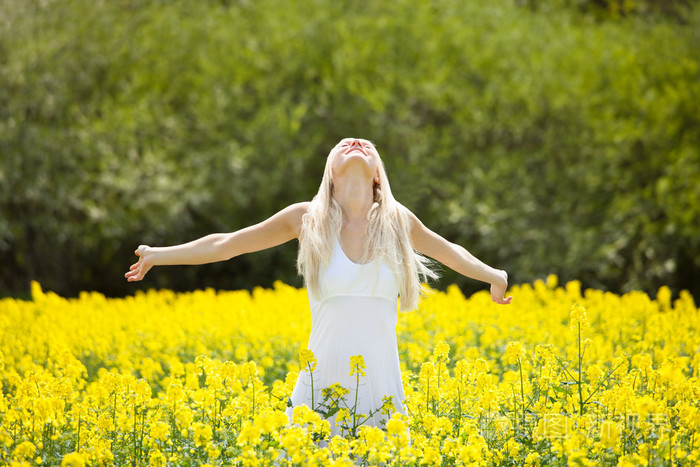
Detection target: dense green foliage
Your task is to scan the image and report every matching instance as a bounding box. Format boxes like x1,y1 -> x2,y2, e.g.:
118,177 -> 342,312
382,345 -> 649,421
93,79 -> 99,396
523,0 -> 696,21
1,0 -> 698,299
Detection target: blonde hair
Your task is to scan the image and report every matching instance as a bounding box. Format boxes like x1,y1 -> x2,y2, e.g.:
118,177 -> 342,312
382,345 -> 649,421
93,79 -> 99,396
297,140 -> 438,311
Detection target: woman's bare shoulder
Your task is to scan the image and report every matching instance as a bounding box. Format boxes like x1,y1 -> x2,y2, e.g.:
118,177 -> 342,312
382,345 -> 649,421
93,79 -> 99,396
281,202 -> 311,235
287,201 -> 311,216
395,202 -> 421,228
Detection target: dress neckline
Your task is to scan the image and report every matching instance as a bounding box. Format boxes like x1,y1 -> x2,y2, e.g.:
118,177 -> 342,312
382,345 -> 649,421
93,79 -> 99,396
336,237 -> 370,266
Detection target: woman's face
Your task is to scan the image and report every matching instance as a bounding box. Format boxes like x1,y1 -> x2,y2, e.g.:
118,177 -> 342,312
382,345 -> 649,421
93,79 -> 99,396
330,138 -> 380,180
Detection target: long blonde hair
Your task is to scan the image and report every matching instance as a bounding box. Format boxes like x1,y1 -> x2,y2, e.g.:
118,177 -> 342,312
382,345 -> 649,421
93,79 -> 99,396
297,141 -> 438,311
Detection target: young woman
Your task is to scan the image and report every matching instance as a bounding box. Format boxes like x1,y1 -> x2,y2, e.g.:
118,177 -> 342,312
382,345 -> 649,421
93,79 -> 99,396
125,137 -> 512,435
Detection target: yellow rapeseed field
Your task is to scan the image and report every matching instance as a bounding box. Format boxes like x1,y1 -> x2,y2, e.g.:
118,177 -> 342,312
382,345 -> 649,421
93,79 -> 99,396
1,278 -> 698,466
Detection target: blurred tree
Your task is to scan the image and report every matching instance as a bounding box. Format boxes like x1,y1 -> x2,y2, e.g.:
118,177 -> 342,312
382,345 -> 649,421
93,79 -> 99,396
0,0 -> 697,299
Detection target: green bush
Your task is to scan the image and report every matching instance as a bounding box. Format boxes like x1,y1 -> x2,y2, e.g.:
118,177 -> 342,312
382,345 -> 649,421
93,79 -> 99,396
1,0 -> 698,299
520,0 -> 696,20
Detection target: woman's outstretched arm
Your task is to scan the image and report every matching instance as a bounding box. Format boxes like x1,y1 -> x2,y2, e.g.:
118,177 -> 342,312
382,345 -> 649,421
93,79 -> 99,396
125,202 -> 309,282
406,209 -> 512,304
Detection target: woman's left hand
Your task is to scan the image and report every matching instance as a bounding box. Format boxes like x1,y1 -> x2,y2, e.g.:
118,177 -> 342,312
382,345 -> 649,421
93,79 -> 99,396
125,245 -> 154,282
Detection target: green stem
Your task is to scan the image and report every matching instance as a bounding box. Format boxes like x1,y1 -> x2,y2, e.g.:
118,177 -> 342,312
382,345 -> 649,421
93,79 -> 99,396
549,350 -> 578,383
582,360 -> 626,405
456,386 -> 462,439
436,360 -> 441,394
140,406 -> 146,462
690,432 -> 695,454
518,358 -> 525,428
133,402 -> 137,465
112,392 -> 117,447
308,364 -> 315,411
426,377 -> 430,414
578,322 -> 584,415
353,373 -> 360,436
251,378 -> 256,417
32,400 -> 36,444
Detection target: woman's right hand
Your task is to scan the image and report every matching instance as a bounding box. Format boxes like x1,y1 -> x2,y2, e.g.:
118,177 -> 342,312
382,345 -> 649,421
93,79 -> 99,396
125,245 -> 154,282
490,270 -> 513,305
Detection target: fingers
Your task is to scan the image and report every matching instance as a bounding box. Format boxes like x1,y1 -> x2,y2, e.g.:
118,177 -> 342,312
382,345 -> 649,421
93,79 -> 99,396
126,259 -> 140,278
126,270 -> 144,282
126,255 -> 144,281
125,266 -> 142,281
126,246 -> 149,281
491,293 -> 513,305
490,283 -> 509,304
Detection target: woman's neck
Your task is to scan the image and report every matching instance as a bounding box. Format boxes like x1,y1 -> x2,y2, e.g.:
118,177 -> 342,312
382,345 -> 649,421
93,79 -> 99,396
333,173 -> 373,226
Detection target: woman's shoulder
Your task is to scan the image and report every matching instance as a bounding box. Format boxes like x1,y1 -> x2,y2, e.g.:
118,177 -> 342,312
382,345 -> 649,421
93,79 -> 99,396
288,201 -> 311,213
281,202 -> 311,236
394,202 -> 419,226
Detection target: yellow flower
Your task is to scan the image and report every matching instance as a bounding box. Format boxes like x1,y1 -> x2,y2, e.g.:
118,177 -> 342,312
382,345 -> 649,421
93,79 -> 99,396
255,409 -> 288,434
617,453 -> 646,467
631,353 -> 653,372
586,363 -> 604,383
504,341 -> 525,365
206,442 -> 220,459
292,404 -> 322,426
494,414 -> 512,435
30,280 -> 45,301
299,348 -> 317,373
329,458 -> 355,467
4,279 -> 696,465
432,341 -> 450,364
524,451 -> 541,466
599,420 -> 621,448
150,421 -> 170,442
194,355 -> 213,374
566,280 -> 582,299
420,361 -> 436,380
219,361 -> 239,381
60,452 -> 85,467
473,357 -> 490,375
149,448 -> 167,467
422,445 -> 442,465
174,408 -> 194,429
656,285 -> 672,310
569,303 -> 589,331
386,415 -> 407,436
336,408 -> 351,425
459,442 -> 484,464
329,436 -> 350,457
386,418 -> 409,448
13,441 -> 36,460
323,382 -> 349,399
192,422 -> 213,447
349,355 -> 366,377
358,425 -> 385,448
239,361 -> 258,382
534,414 -> 571,440
380,395 -> 396,416
280,426 -> 308,463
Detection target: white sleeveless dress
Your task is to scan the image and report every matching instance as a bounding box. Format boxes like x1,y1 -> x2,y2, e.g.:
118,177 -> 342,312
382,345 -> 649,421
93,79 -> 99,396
288,236 -> 405,435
